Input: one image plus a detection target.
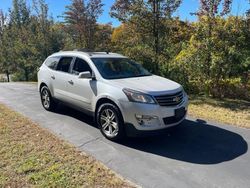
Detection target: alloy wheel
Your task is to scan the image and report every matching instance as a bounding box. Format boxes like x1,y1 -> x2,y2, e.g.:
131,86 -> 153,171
41,88 -> 50,109
100,109 -> 119,137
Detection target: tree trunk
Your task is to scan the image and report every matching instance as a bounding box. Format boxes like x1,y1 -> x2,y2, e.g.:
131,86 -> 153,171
206,16 -> 213,79
24,68 -> 29,81
6,70 -> 10,82
153,0 -> 160,73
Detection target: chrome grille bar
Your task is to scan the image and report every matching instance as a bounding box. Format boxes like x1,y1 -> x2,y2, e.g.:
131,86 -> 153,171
154,91 -> 184,107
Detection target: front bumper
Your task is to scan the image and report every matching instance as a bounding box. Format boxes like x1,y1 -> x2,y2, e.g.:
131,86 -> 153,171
119,95 -> 188,136
124,122 -> 182,137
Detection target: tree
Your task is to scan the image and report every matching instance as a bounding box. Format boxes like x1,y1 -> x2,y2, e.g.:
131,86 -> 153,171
32,0 -> 64,61
247,0 -> 250,18
111,18 -> 191,74
193,0 -> 232,17
0,10 -> 6,35
10,0 -> 31,27
191,0 -> 233,79
174,16 -> 250,98
0,10 -> 11,82
63,0 -> 103,49
8,0 -> 36,81
1,0 -> 64,81
94,23 -> 113,50
110,0 -> 182,73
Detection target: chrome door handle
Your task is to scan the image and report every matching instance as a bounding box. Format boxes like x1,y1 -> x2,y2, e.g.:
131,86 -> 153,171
68,80 -> 74,85
51,75 -> 55,80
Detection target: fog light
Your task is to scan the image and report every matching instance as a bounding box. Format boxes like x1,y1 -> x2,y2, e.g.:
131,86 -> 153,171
135,114 -> 159,127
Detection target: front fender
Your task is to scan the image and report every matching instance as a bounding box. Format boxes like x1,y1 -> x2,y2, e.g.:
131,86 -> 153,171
93,94 -> 124,115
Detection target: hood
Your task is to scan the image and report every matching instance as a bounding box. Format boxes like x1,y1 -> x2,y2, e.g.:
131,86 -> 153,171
108,75 -> 182,96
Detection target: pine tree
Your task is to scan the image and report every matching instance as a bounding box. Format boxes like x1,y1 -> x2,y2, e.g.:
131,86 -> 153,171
0,10 -> 10,82
63,0 -> 103,49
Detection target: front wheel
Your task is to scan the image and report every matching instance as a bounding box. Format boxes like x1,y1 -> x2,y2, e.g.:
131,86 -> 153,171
97,103 -> 125,141
40,86 -> 57,111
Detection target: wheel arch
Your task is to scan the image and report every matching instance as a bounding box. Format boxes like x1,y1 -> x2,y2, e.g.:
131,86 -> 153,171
39,81 -> 54,97
95,97 -> 124,122
39,82 -> 48,92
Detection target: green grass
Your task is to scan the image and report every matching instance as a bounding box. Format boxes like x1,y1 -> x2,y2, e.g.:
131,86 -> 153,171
188,95 -> 250,128
0,104 -> 134,188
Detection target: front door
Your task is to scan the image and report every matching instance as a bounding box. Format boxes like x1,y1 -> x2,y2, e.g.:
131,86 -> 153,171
67,57 -> 96,111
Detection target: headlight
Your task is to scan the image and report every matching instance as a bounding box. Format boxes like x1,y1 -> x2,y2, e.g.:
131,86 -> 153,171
123,88 -> 156,104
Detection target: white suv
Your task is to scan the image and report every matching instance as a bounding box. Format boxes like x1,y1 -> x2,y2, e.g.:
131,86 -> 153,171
38,50 -> 188,141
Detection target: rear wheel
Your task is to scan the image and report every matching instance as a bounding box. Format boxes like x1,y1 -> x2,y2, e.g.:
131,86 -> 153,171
40,86 -> 57,111
97,103 -> 125,141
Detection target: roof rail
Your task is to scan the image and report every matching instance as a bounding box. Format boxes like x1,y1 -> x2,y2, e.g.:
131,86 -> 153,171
73,48 -> 94,52
74,48 -> 110,54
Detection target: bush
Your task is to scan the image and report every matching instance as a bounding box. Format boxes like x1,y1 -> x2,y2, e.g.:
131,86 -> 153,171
0,74 -> 7,82
209,78 -> 250,100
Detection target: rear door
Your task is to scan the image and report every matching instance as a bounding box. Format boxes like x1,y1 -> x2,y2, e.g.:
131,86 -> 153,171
67,57 -> 96,111
42,56 -> 60,93
53,56 -> 74,102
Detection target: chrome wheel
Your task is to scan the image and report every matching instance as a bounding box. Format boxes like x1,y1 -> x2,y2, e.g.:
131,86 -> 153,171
100,109 -> 119,137
41,88 -> 50,109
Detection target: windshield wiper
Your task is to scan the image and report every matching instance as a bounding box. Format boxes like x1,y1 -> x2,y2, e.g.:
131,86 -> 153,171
133,74 -> 152,78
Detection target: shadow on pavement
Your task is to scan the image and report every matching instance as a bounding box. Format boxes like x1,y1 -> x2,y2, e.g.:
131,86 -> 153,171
54,104 -> 95,126
54,104 -> 248,165
121,119 -> 248,164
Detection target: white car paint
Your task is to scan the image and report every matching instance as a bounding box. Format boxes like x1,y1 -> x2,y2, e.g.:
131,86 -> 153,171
38,51 -> 188,133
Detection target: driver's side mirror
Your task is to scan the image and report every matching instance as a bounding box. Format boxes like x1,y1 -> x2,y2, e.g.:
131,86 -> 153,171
78,71 -> 92,79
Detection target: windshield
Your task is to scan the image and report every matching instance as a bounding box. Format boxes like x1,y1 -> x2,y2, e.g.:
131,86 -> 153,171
91,58 -> 152,79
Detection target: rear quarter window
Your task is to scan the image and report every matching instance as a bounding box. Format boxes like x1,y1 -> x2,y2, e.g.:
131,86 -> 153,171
45,57 -> 60,70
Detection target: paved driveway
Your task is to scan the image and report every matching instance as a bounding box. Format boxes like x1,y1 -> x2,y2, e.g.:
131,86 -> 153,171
0,83 -> 249,188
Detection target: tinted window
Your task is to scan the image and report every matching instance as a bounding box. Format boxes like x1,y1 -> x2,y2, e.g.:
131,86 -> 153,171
45,57 -> 59,70
72,58 -> 92,75
91,58 -> 151,79
56,57 -> 73,73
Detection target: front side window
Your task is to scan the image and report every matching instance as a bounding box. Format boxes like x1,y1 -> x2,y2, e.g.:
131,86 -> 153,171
45,57 -> 60,70
91,58 -> 152,79
72,58 -> 92,75
56,57 -> 73,73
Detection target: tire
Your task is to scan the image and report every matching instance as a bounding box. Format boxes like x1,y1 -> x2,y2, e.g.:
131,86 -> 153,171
97,103 -> 125,141
40,86 -> 57,111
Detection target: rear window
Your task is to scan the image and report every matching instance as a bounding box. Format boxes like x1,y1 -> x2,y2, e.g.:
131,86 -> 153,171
45,57 -> 60,70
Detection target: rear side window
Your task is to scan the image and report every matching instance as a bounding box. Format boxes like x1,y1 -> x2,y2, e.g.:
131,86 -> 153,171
45,57 -> 60,70
56,57 -> 73,73
72,58 -> 92,75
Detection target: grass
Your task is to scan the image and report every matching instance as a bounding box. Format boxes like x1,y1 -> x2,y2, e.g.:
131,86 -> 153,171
188,95 -> 250,128
0,104 -> 134,188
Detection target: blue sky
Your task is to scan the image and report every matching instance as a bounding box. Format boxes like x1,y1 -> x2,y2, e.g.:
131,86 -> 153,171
1,0 -> 249,27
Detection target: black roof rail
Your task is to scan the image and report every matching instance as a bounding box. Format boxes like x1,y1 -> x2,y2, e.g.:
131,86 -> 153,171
73,48 -> 94,52
96,48 -> 110,54
73,48 -> 111,55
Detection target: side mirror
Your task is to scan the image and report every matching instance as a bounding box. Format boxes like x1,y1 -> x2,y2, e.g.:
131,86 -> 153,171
78,71 -> 92,79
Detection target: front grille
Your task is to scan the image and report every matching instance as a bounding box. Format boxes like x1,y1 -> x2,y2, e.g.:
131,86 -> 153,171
154,90 -> 184,107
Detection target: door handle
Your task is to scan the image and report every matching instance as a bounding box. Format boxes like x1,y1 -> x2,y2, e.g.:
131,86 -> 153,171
68,80 -> 74,85
51,75 -> 55,80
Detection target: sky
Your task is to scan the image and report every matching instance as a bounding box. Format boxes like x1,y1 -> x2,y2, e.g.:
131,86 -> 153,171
1,0 -> 249,27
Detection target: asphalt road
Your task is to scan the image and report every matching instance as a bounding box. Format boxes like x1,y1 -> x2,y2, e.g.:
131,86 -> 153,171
0,82 -> 249,188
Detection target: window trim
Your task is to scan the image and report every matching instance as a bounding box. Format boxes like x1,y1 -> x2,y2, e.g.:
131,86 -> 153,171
70,57 -> 93,76
44,56 -> 60,70
56,56 -> 75,74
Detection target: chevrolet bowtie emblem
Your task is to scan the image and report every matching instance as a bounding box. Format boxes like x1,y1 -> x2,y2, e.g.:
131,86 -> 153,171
173,96 -> 180,102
